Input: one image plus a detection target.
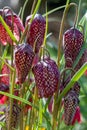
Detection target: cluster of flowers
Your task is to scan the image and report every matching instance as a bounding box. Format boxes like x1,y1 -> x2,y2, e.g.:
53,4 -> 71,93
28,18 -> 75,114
0,6 -> 84,129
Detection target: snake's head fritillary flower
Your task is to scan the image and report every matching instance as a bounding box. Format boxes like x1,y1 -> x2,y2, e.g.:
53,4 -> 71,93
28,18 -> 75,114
15,43 -> 35,84
0,7 -> 24,45
33,57 -> 60,98
25,14 -> 46,53
63,27 -> 84,68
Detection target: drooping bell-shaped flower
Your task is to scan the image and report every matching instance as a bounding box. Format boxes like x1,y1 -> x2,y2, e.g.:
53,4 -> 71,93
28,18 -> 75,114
0,8 -> 24,45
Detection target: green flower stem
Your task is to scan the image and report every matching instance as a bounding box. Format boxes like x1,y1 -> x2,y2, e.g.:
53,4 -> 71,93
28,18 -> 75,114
8,70 -> 16,130
41,1 -> 48,57
30,87 -> 38,130
52,81 -> 61,130
21,0 -> 28,21
20,84 -> 25,130
43,1 -> 48,47
76,0 -> 82,27
19,0 -> 41,43
31,0 -> 37,15
38,99 -> 43,130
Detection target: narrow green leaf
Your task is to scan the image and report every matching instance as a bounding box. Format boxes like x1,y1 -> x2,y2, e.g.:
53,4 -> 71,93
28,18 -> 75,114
0,16 -> 18,44
0,91 -> 38,109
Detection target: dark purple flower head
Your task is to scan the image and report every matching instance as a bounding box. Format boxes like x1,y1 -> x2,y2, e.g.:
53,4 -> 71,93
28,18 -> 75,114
32,57 -> 60,98
64,90 -> 79,125
63,27 -> 84,67
25,14 -> 46,53
15,43 -> 35,84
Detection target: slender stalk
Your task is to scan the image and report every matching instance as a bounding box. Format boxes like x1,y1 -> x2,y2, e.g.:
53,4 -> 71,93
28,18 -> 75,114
20,109 -> 24,130
21,0 -> 28,21
31,0 -> 37,15
41,1 -> 48,57
8,70 -> 16,130
76,0 -> 81,27
30,87 -> 38,129
38,99 -> 43,130
52,80 -> 61,130
20,84 -> 25,130
43,1 -> 48,47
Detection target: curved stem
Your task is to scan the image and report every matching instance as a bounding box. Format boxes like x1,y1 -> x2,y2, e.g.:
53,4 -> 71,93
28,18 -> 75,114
31,0 -> 37,15
60,67 -> 75,78
57,3 -> 78,67
76,0 -> 81,27
8,70 -> 16,130
43,1 -> 48,47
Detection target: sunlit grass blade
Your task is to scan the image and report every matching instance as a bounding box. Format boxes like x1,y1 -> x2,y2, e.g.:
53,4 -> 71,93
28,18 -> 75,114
0,90 -> 38,110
